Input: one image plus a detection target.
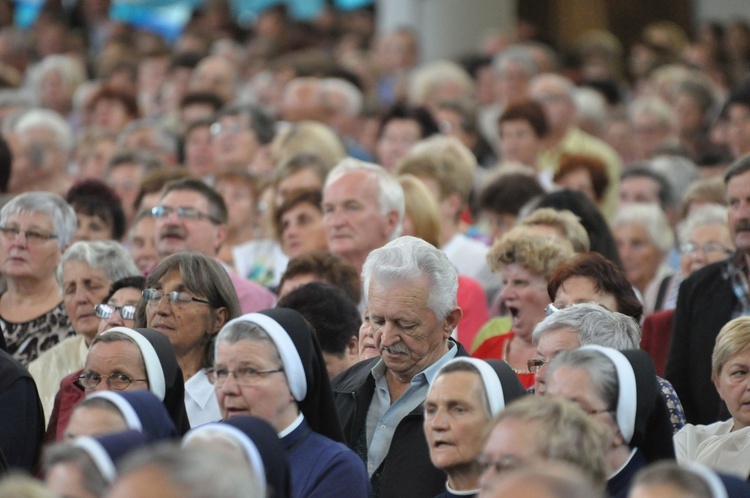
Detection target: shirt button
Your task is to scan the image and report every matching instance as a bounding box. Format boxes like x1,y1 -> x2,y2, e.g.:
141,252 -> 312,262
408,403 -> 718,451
368,463 -> 373,470
380,424 -> 386,430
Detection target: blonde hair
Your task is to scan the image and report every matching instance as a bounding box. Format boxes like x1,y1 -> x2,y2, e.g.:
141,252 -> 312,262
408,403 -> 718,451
487,225 -> 574,279
395,135 -> 476,206
271,120 -> 347,169
398,174 -> 441,247
522,208 -> 590,253
712,316 -> 750,381
486,396 -> 609,486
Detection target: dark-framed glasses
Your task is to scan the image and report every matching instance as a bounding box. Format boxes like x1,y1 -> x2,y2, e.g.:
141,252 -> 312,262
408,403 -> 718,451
0,226 -> 57,244
150,205 -> 221,224
94,303 -> 137,320
207,366 -> 284,387
77,371 -> 147,391
527,358 -> 549,373
142,289 -> 211,306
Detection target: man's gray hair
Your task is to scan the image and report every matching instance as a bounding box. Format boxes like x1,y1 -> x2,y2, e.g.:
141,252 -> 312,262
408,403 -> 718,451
117,118 -> 178,155
57,240 -> 140,285
492,45 -> 539,77
13,108 -> 73,151
321,78 -> 363,117
677,203 -> 728,245
532,303 -> 641,350
0,191 -> 76,248
116,443 -> 264,498
325,158 -> 405,240
362,236 -> 457,320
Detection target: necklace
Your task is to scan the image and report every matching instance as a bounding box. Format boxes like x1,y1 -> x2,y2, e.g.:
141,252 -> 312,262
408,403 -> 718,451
503,336 -> 528,375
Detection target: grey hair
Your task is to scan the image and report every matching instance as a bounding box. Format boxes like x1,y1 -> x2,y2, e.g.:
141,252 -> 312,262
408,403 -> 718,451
43,443 -> 108,497
548,348 -> 619,417
362,236 -> 457,320
117,118 -> 178,155
532,303 -> 641,349
57,240 -> 140,286
631,461 -> 711,498
30,54 -> 86,98
214,321 -> 282,366
649,155 -> 700,206
407,60 -> 474,106
321,78 -> 363,117
629,96 -> 676,129
492,45 -> 539,77
611,202 -> 674,253
13,108 -> 73,152
530,73 -> 576,101
0,191 -> 77,248
116,443 -> 264,498
325,158 -> 405,240
676,203 -> 728,245
574,87 -> 609,130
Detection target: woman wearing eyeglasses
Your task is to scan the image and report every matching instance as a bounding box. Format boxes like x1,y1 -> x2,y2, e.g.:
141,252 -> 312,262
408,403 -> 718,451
47,324 -> 190,440
0,192 -> 78,365
29,245 -> 140,425
140,252 -> 241,427
211,308 -> 371,498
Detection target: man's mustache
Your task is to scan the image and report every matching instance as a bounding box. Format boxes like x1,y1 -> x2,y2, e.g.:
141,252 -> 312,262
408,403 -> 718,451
736,220 -> 750,233
380,343 -> 410,355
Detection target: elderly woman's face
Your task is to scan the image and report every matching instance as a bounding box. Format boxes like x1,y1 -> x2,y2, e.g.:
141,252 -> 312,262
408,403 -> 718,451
613,223 -> 663,293
546,365 -> 620,443
83,340 -> 149,394
714,347 -> 750,429
424,371 -> 490,473
479,417 -> 543,490
146,269 -> 224,359
498,119 -> 541,167
0,211 -> 61,280
214,338 -> 298,431
680,223 -> 733,276
498,263 -> 550,340
62,260 -> 112,341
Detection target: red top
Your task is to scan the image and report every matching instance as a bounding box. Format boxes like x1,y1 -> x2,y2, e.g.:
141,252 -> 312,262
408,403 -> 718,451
455,275 -> 490,352
640,309 -> 674,377
472,331 -> 536,389
45,369 -> 85,443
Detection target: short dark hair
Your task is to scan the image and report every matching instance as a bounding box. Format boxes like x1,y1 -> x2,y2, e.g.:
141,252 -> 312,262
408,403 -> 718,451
498,100 -> 549,138
478,172 -> 544,215
279,251 -> 361,304
161,177 -> 228,224
277,282 -> 361,356
547,252 -> 643,322
725,154 -> 750,184
620,165 -> 673,208
65,179 -> 127,240
554,154 -> 610,202
103,275 -> 146,303
134,168 -> 194,213
180,91 -> 225,112
274,188 -> 322,239
215,103 -> 275,145
377,103 -> 440,139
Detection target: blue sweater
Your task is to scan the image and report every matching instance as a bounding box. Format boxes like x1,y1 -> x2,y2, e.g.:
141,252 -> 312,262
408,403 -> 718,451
282,418 -> 372,498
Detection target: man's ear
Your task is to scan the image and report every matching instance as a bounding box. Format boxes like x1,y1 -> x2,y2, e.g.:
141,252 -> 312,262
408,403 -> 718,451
213,223 -> 228,253
346,335 -> 359,359
442,306 -> 463,340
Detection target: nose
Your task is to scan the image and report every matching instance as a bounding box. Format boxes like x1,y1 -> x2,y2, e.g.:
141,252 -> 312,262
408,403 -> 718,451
153,295 -> 172,316
92,380 -> 109,392
220,371 -> 241,394
430,407 -> 449,430
74,286 -> 90,304
377,322 -> 399,348
499,283 -> 514,301
478,464 -> 496,492
106,311 -> 125,328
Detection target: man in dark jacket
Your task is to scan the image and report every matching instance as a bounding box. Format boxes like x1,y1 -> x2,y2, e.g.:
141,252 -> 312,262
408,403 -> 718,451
666,155 -> 750,424
332,236 -> 465,498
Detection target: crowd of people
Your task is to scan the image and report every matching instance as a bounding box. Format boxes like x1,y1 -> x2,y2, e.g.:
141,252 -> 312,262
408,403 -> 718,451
2,1 -> 750,497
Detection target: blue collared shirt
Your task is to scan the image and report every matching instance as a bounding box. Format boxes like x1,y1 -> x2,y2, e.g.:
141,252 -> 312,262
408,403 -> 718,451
364,342 -> 457,477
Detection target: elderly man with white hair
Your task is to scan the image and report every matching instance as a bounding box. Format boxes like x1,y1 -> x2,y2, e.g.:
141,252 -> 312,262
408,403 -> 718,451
322,158 -> 404,274
332,236 -> 467,498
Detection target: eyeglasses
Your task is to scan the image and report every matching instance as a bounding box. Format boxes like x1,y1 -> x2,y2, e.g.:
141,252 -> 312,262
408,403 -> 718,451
151,205 -> 221,225
0,226 -> 57,244
94,303 -> 137,320
77,371 -> 147,390
476,455 -> 524,476
210,122 -> 246,136
679,242 -> 733,256
206,366 -> 284,387
142,289 -> 211,306
544,303 -> 559,316
527,358 -> 549,373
